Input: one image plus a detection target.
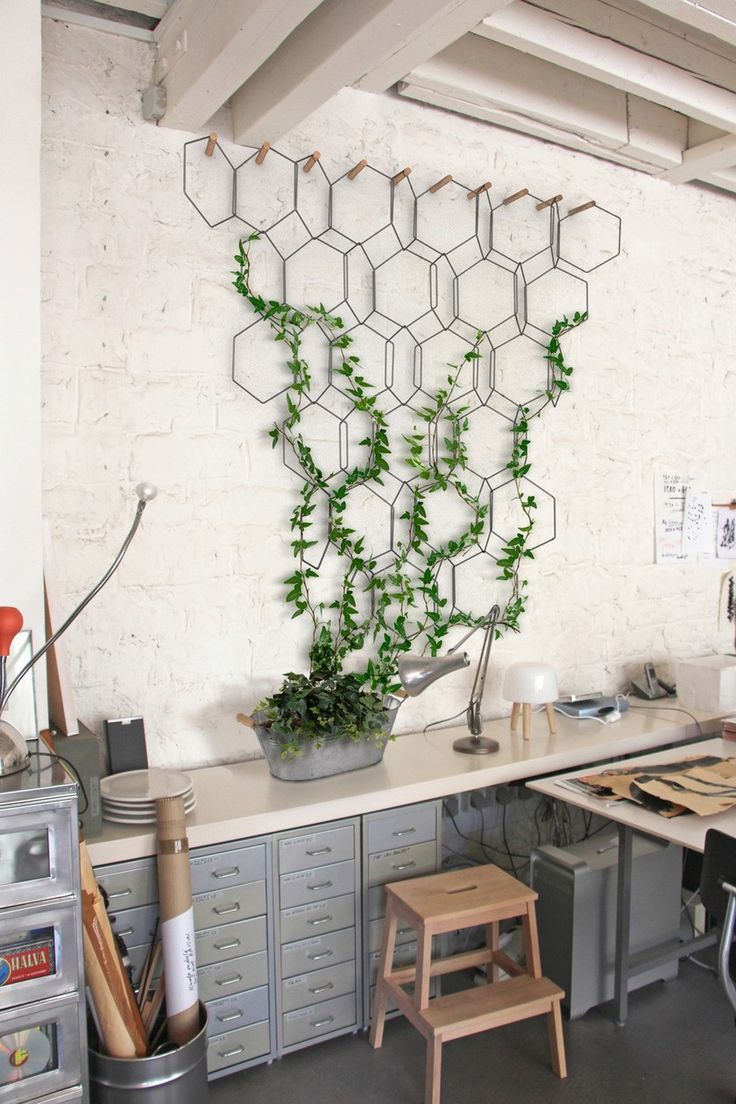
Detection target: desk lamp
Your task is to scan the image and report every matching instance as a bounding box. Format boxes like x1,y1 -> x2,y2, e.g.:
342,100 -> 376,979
398,604 -> 502,755
0,482 -> 158,776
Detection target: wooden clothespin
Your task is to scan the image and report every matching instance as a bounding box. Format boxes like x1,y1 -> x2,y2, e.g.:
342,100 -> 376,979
303,150 -> 320,173
204,132 -> 218,157
536,194 -> 563,211
255,142 -> 271,165
568,200 -> 596,216
347,159 -> 367,180
502,188 -> 528,205
391,166 -> 412,186
237,712 -> 257,728
429,174 -> 453,193
467,181 -> 491,200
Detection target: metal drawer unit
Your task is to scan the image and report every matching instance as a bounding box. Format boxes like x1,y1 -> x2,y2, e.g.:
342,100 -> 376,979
0,772 -> 87,1104
273,820 -> 362,1054
95,833 -> 276,1080
361,801 -> 442,1025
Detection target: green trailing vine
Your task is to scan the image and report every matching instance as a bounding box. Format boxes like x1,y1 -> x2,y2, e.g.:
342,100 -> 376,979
233,234 -> 585,749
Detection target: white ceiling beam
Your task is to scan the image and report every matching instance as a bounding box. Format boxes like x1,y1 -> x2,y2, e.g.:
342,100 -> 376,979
405,36 -> 630,149
701,165 -> 736,193
94,0 -> 170,18
476,1 -> 736,133
154,0 -> 325,132
397,79 -> 666,174
636,0 -> 736,48
352,0 -> 514,94
660,130 -> 736,179
231,0 -> 514,145
526,0 -> 736,93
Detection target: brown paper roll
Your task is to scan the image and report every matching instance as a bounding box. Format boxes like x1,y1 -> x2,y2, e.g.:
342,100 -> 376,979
79,840 -> 147,1058
156,796 -> 199,1046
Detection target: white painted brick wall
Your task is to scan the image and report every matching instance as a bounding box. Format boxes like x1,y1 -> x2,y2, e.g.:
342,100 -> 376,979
40,18 -> 736,769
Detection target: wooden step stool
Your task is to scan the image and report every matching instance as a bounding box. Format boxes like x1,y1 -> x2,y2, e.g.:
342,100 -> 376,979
369,864 -> 566,1104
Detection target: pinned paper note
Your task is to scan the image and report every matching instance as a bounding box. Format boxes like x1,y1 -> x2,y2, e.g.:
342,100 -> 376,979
655,472 -> 692,563
717,509 -> 736,559
682,488 -> 715,559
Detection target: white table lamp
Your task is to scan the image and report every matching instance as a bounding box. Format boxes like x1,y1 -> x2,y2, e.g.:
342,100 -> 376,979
502,662 -> 558,741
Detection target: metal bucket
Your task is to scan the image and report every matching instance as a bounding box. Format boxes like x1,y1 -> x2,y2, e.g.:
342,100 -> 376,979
89,1005 -> 208,1104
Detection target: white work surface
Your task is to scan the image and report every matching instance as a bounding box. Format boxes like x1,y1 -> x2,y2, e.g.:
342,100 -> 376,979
526,736 -> 736,852
87,701 -> 722,867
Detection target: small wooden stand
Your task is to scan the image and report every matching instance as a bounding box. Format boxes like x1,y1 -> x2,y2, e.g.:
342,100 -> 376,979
510,701 -> 556,740
369,865 -> 566,1104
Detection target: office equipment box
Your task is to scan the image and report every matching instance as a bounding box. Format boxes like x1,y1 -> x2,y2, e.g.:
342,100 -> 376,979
530,832 -> 682,1019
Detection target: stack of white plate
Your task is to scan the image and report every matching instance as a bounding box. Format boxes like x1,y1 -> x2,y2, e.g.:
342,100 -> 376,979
100,768 -> 196,825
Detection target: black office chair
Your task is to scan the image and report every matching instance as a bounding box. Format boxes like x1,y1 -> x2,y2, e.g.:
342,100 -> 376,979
700,829 -> 736,1085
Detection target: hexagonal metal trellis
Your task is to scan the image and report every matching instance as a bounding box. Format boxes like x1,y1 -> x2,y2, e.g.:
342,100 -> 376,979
184,138 -> 620,627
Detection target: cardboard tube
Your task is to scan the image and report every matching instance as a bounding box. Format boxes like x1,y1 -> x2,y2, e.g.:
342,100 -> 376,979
79,840 -> 147,1057
156,796 -> 199,1046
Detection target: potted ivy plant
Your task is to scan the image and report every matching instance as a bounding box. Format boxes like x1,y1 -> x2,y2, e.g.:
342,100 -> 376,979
232,235 -> 584,780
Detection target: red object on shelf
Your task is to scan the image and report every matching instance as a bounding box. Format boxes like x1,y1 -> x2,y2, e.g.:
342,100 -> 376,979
0,608 -> 23,657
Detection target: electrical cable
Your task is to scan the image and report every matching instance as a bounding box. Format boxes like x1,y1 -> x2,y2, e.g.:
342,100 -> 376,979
625,702 -> 705,740
32,750 -> 89,815
423,709 -> 467,734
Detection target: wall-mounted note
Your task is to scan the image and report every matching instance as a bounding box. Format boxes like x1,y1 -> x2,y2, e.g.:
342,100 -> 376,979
717,509 -> 736,559
655,471 -> 692,563
682,487 -> 715,559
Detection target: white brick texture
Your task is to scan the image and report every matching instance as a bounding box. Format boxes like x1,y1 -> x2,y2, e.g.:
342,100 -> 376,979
41,19 -> 736,768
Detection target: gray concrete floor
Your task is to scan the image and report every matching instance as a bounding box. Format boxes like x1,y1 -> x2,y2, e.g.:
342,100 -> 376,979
208,958 -> 735,1103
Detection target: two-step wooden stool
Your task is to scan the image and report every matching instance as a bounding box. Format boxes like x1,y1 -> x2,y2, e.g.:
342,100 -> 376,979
369,864 -> 567,1104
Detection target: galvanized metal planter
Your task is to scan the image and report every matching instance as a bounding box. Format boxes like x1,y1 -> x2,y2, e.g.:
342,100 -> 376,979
254,706 -> 399,782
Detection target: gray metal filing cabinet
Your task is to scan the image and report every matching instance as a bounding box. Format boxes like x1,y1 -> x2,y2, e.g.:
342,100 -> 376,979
272,819 -> 362,1053
95,833 -> 275,1079
361,800 -> 442,1024
0,765 -> 88,1104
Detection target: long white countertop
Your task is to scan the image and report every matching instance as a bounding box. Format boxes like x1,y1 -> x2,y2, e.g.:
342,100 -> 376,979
87,701 -> 723,866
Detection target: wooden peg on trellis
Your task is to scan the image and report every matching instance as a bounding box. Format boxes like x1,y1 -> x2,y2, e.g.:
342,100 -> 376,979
303,151 -> 321,172
391,166 -> 412,185
347,159 -> 368,179
568,200 -> 596,216
536,194 -> 563,211
255,142 -> 271,165
502,187 -> 528,205
204,132 -> 218,157
467,181 -> 492,200
429,175 -> 453,193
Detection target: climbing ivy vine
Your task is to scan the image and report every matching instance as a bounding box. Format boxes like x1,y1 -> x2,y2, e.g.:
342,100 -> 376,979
233,234 -> 585,704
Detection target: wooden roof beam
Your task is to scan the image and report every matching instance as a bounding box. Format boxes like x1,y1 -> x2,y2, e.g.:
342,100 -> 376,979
476,0 -> 736,133
154,0 -> 325,132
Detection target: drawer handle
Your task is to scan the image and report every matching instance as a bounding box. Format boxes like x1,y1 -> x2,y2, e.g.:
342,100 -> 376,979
392,827 -> 417,837
213,903 -> 240,916
217,1011 -> 244,1024
306,846 -> 332,856
307,950 -> 334,962
213,867 -> 241,880
215,974 -> 243,988
218,1045 -> 245,1059
391,861 -> 416,871
214,939 -> 241,951
398,927 -> 414,936
307,880 -> 333,891
308,915 -> 333,927
309,1015 -> 334,1028
107,888 -> 133,899
309,982 -> 334,995
116,927 -> 135,937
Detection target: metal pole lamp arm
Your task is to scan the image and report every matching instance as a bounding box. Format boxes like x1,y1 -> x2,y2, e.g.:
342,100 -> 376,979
397,604 -> 502,756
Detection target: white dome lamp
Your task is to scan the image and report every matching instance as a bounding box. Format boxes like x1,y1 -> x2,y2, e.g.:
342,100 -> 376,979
502,662 -> 558,741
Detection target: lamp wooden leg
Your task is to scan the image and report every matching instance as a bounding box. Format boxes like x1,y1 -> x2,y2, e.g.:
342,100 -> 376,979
522,703 -> 531,740
545,702 -> 556,735
510,702 -> 520,731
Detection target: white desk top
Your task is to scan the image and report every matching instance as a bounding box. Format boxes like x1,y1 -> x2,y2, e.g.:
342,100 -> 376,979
87,701 -> 722,866
526,737 -> 736,853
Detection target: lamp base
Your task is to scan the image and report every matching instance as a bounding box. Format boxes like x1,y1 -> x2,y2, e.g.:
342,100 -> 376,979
453,734 -> 500,756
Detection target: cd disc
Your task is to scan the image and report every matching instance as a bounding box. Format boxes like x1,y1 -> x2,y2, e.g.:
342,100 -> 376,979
0,1026 -> 52,1083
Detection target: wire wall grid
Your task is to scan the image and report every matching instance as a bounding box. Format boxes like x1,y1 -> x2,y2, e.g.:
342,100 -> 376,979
184,136 -> 621,623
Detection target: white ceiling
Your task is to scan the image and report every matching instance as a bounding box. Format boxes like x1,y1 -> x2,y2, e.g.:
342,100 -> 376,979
43,0 -> 736,196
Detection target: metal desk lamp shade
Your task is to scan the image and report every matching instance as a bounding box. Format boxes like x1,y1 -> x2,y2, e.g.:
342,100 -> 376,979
397,605 -> 502,756
0,482 -> 158,776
